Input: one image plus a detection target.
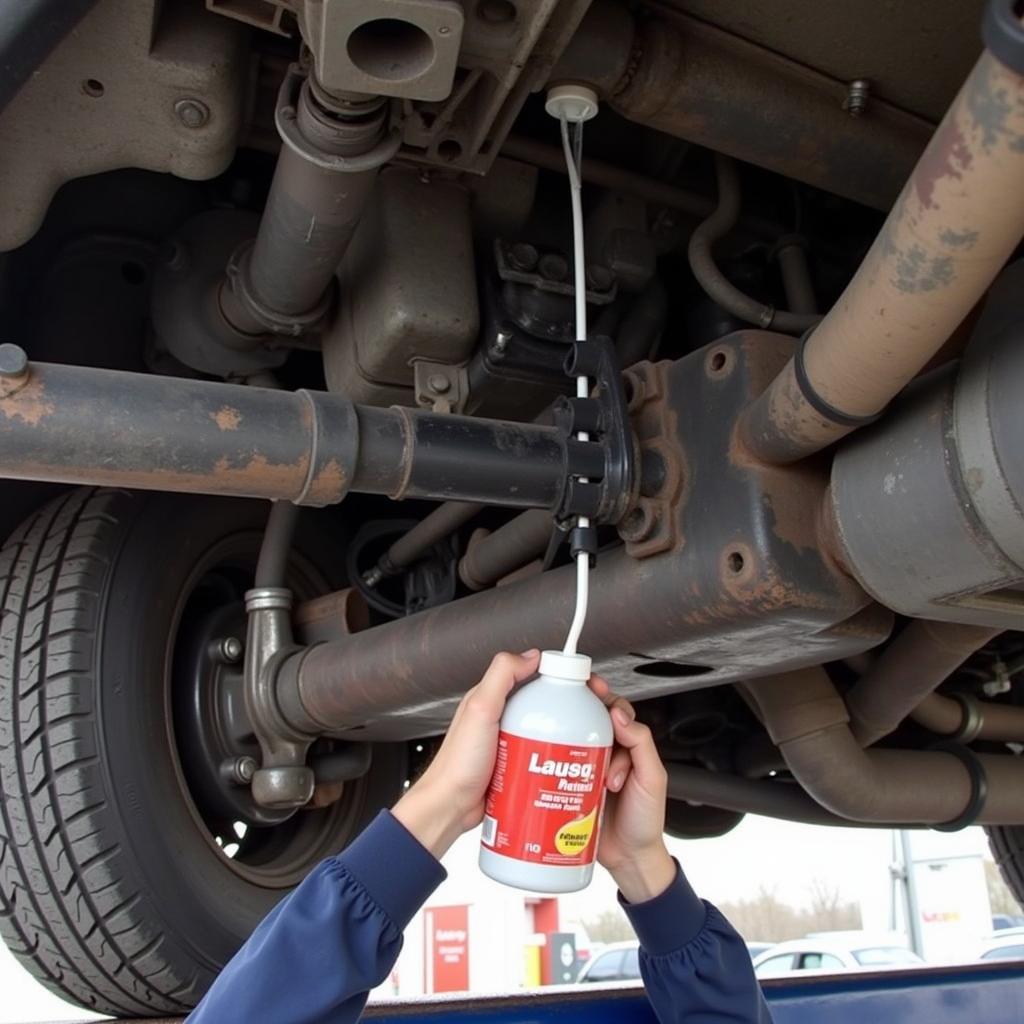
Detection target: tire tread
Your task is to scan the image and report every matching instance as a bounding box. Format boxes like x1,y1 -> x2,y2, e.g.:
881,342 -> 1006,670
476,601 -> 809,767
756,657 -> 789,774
0,490 -> 193,1015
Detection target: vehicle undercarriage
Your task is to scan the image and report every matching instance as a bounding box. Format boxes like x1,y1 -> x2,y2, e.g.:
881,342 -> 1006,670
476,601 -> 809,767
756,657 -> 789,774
1,0 -> 1023,1015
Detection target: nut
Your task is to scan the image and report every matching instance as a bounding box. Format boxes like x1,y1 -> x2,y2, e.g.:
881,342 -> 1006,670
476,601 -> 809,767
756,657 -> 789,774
175,97 -> 211,129
0,343 -> 29,397
538,253 -> 568,282
508,243 -> 539,272
227,756 -> 257,786
217,636 -> 244,663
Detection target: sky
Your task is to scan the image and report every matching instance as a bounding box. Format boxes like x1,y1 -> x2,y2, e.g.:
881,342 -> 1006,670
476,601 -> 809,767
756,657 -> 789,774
0,819 -> 997,1024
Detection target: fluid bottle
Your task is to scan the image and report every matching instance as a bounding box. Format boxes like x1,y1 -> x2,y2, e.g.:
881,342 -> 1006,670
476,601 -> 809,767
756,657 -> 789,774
479,650 -> 613,893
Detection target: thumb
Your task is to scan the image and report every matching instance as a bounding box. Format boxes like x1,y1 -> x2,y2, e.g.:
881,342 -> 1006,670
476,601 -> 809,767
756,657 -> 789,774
467,649 -> 541,719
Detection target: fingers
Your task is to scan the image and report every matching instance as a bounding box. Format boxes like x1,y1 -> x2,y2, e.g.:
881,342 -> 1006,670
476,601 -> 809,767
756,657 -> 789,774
587,675 -> 611,701
606,747 -> 632,792
588,676 -> 637,722
610,706 -> 667,790
463,649 -> 540,721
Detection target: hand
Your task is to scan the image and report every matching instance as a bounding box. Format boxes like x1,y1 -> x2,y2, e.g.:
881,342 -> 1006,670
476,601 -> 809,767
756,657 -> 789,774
589,676 -> 676,904
392,650 -> 541,858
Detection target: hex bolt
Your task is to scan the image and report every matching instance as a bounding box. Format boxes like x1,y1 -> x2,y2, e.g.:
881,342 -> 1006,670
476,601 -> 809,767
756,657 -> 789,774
428,373 -> 451,394
508,242 -> 539,272
538,253 -> 569,282
494,329 -> 513,354
217,636 -> 244,663
0,343 -> 29,397
843,79 -> 870,117
175,97 -> 211,129
225,756 -> 257,786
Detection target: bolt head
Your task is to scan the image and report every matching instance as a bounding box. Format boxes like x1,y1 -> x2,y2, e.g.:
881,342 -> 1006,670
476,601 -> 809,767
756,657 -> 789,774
509,242 -> 539,272
218,636 -> 243,663
175,97 -> 210,129
494,329 -> 512,354
0,344 -> 28,379
427,373 -> 451,394
586,264 -> 614,291
234,756 -> 257,785
538,253 -> 569,282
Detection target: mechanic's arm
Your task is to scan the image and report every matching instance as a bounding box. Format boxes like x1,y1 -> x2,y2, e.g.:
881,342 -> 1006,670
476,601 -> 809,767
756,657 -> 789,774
186,650 -> 542,1024
591,678 -> 774,1024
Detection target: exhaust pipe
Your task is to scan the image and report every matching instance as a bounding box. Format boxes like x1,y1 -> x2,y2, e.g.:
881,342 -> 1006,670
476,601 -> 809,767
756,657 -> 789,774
746,669 -> 1024,827
845,621 -> 1000,747
739,35 -> 1024,463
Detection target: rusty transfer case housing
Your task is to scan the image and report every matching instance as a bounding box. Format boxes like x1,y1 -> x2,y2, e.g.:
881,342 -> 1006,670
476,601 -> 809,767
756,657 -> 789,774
322,166 -> 479,406
290,330 -> 893,740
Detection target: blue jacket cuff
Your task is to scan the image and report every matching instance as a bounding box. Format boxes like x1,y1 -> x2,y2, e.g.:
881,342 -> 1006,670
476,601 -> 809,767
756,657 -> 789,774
332,810 -> 447,932
618,859 -> 707,956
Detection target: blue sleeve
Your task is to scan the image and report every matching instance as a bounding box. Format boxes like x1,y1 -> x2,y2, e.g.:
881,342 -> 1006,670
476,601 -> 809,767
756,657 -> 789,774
621,862 -> 773,1024
186,810 -> 446,1024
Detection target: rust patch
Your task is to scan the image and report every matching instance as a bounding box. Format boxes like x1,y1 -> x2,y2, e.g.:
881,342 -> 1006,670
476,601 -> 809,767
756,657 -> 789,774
912,112 -> 972,210
309,457 -> 348,504
211,406 -> 242,431
0,375 -> 54,426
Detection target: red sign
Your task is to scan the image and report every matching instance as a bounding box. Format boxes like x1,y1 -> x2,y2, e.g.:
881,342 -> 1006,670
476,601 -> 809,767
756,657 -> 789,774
482,733 -> 610,866
425,905 -> 470,993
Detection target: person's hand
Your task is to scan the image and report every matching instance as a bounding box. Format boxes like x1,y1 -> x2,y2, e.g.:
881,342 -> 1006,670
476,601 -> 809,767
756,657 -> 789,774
589,676 -> 676,904
392,649 -> 541,858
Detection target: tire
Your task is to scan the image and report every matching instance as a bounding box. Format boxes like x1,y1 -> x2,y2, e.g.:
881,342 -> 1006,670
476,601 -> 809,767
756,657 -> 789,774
987,827 -> 1024,911
0,488 -> 406,1017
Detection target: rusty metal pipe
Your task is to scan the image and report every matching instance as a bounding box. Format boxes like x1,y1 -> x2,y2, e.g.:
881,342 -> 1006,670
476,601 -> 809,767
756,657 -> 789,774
774,238 -> 818,317
458,509 -> 554,590
0,359 -> 573,510
220,68 -> 397,336
740,44 -> 1024,464
845,620 -> 1001,746
603,7 -> 931,212
687,155 -> 820,335
364,501 -> 484,587
666,763 -> 919,829
912,692 -> 1024,744
747,669 -> 1024,826
500,135 -> 782,240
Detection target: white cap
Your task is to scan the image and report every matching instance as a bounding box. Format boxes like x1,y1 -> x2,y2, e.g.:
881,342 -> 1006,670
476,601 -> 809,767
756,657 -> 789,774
544,84 -> 599,124
539,650 -> 592,682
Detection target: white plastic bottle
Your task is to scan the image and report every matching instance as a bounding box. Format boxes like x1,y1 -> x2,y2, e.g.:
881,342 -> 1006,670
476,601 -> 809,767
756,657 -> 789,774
479,650 -> 613,893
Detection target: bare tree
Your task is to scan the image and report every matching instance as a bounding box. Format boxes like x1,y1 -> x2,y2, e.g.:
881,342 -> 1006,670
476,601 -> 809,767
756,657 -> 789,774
804,877 -> 861,933
985,860 -> 1023,917
720,882 -> 862,942
583,907 -> 635,943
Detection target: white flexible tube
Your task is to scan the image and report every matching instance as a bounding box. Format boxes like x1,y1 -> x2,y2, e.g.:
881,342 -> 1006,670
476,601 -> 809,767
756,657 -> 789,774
560,114 -> 590,658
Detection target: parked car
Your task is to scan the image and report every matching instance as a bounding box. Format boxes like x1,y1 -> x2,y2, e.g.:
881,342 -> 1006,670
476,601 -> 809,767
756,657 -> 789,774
979,930 -> 1024,962
745,942 -> 774,961
576,942 -> 641,983
753,937 -> 924,978
991,915 -> 1024,932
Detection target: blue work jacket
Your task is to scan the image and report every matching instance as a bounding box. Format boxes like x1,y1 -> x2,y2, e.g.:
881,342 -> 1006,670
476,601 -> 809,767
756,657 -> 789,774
187,811 -> 772,1023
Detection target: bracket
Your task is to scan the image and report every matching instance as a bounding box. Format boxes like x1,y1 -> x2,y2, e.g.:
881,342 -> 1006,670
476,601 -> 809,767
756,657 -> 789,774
552,335 -> 636,526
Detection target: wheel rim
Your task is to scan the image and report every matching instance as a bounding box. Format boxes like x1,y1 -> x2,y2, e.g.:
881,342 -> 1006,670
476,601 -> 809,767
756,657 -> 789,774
166,531 -> 372,888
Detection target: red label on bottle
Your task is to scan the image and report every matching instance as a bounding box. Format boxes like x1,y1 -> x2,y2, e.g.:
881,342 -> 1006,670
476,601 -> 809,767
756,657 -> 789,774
481,732 -> 610,866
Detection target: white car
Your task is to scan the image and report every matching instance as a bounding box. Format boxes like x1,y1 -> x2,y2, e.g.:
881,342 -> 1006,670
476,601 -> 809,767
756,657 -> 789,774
753,936 -> 924,978
576,942 -> 641,983
979,929 -> 1024,962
